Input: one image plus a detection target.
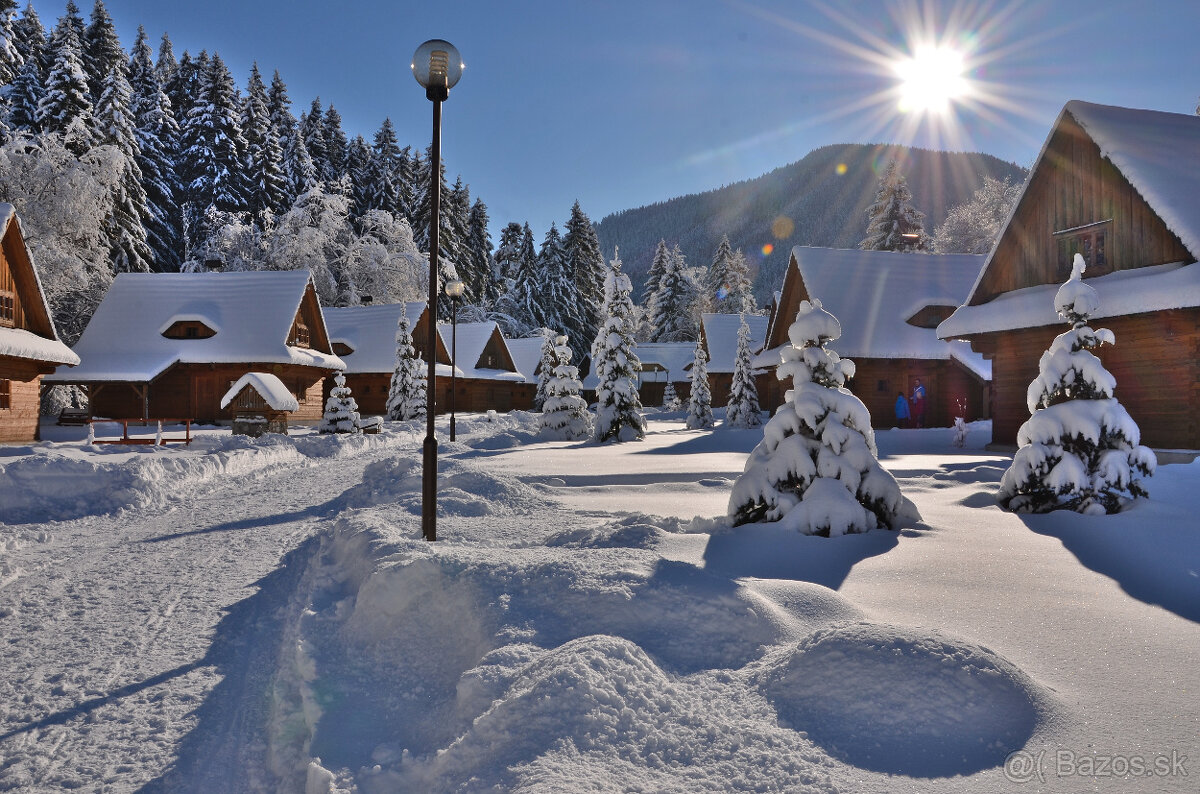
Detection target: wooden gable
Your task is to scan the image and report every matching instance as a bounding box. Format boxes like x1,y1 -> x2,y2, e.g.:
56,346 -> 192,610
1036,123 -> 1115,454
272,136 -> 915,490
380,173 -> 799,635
764,252 -> 812,350
0,214 -> 55,339
969,109 -> 1193,306
475,326 -> 517,372
412,306 -> 451,365
289,282 -> 334,353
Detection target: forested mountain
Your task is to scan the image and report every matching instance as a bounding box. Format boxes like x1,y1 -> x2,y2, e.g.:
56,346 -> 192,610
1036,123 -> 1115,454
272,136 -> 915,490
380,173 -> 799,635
594,143 -> 1027,304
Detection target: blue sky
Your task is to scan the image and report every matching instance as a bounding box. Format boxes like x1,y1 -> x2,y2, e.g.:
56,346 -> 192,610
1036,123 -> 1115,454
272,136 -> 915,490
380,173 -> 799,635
69,0 -> 1200,242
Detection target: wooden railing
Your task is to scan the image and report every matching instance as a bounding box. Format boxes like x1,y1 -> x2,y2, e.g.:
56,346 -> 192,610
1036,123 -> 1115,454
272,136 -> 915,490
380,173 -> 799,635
88,418 -> 194,446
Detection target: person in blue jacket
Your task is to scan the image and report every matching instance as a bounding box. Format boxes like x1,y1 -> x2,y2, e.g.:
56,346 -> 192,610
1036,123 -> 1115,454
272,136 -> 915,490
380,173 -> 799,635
894,392 -> 910,428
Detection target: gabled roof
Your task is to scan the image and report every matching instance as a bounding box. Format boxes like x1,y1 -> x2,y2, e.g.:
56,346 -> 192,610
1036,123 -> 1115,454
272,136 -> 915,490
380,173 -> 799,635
437,321 -> 525,381
506,335 -> 547,382
635,342 -> 695,382
700,313 -> 768,373
781,247 -> 990,379
220,372 -> 299,412
45,271 -> 343,382
0,203 -> 79,366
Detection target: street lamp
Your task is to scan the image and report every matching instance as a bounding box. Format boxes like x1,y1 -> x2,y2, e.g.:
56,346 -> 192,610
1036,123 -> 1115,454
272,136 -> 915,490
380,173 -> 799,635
413,39 -> 463,542
445,279 -> 464,441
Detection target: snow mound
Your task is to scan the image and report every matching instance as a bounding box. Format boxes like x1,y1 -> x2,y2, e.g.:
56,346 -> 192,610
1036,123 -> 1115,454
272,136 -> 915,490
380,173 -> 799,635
343,456 -> 546,515
759,622 -> 1045,776
544,515 -> 665,548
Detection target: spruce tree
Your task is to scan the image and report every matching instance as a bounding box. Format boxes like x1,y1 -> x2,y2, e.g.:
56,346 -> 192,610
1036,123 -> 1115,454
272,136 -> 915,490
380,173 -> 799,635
539,334 -> 593,440
6,56 -> 42,133
0,0 -> 21,88
95,59 -> 154,273
662,380 -> 682,411
368,117 -> 402,216
644,238 -> 670,308
37,10 -> 93,154
533,223 -> 580,346
707,236 -> 756,314
130,26 -> 182,270
154,32 -> 176,88
728,299 -> 919,534
998,254 -> 1155,514
321,102 -> 347,184
242,62 -> 287,223
859,160 -> 929,251
534,328 -> 555,411
345,134 -> 372,221
13,3 -> 47,84
591,249 -> 646,442
299,97 -> 328,185
685,339 -> 714,430
320,371 -> 361,434
563,200 -> 605,356
386,313 -> 427,421
649,244 -> 700,342
466,197 -> 493,306
82,0 -> 122,106
493,222 -> 524,280
180,52 -> 248,247
725,314 -> 762,428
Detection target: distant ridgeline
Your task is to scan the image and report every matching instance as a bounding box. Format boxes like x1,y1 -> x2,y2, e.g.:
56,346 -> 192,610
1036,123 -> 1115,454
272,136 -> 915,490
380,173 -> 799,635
594,143 -> 1027,305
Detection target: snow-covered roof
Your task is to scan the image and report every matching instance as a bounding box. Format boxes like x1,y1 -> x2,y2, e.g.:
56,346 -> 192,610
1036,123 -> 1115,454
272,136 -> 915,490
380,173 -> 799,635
0,203 -> 79,367
220,372 -> 300,412
701,313 -> 768,373
323,302 -> 425,374
45,271 -> 344,383
788,247 -> 990,379
939,260 -> 1200,338
635,342 -> 695,382
1065,101 -> 1200,261
437,321 -> 525,382
506,335 -> 546,382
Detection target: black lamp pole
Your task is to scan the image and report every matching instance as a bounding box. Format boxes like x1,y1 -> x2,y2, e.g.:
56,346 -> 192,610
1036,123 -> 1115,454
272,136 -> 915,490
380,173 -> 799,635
413,40 -> 462,543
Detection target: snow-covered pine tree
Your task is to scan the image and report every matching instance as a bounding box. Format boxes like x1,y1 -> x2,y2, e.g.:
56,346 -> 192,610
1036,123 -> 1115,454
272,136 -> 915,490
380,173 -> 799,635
466,197 -> 493,308
539,334 -> 593,440
321,103 -> 347,184
82,0 -> 122,106
368,117 -> 402,216
997,254 -> 1155,514
859,160 -> 930,252
534,223 -> 581,347
386,312 -> 427,421
299,98 -> 328,185
94,58 -> 154,273
162,47 -> 200,140
6,56 -> 43,134
724,248 -> 756,314
728,298 -> 919,535
704,234 -> 735,313
534,328 -> 554,411
662,380 -> 682,411
37,10 -> 94,155
345,134 -> 372,221
563,200 -> 605,358
725,314 -> 762,428
932,176 -> 1021,254
242,62 -> 287,224
12,3 -> 46,84
643,239 -> 670,308
320,371 -> 361,434
685,339 -> 714,430
0,0 -> 20,89
129,25 -> 182,271
649,244 -> 700,342
591,249 -> 646,442
153,32 -> 176,89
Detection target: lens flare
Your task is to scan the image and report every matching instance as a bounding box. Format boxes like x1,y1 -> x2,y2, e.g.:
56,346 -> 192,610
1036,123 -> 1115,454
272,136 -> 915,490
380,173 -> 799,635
895,45 -> 968,114
771,216 -> 795,239
761,243 -> 775,256
835,163 -> 848,175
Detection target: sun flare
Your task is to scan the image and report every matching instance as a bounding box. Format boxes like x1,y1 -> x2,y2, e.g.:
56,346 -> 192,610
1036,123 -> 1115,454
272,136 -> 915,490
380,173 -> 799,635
894,45 -> 969,114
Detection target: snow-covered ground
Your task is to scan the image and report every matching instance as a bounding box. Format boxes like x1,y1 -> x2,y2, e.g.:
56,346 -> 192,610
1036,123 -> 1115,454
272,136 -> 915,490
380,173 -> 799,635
1,411 -> 1196,793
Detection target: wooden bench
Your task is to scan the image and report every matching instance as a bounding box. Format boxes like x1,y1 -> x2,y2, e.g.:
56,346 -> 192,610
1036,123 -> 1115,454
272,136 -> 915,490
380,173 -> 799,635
88,418 -> 195,446
57,407 -> 90,426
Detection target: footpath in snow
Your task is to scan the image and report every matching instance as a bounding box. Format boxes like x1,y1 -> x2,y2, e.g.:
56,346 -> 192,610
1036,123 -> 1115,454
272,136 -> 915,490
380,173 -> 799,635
1,412 -> 1197,793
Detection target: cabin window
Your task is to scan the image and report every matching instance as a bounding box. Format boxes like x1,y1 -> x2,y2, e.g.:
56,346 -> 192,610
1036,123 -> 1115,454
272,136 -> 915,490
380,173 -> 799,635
0,290 -> 14,326
162,320 -> 216,339
877,379 -> 889,393
332,342 -> 354,357
0,378 -> 9,410
1055,221 -> 1111,279
292,320 -> 311,348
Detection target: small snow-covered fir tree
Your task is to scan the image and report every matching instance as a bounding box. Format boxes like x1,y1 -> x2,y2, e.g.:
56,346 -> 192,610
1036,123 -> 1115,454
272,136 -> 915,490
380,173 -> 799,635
728,299 -> 920,535
997,254 -> 1155,514
685,339 -> 714,430
725,315 -> 762,428
539,334 -> 592,440
591,249 -> 646,442
320,371 -> 360,434
662,380 -> 682,411
859,160 -> 929,252
534,328 -> 555,411
385,313 -> 426,421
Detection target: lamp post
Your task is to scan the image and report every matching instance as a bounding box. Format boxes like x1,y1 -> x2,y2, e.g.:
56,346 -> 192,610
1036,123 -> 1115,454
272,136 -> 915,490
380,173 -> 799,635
445,279 -> 464,441
412,39 -> 463,542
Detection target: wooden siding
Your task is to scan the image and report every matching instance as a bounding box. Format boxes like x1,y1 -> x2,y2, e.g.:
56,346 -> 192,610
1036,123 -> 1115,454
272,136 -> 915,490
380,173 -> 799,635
971,112 -> 1193,305
971,309 -> 1200,449
334,373 -> 534,416
89,363 -> 328,423
0,219 -> 55,338
0,357 -> 44,442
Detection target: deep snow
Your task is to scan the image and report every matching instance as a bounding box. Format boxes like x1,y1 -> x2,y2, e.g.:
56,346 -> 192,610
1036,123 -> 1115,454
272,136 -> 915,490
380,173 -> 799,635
0,411 -> 1197,792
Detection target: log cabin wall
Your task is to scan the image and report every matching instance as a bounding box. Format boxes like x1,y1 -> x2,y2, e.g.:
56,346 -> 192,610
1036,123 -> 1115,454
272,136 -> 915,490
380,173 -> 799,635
334,374 -> 535,416
972,308 -> 1200,449
0,358 -> 44,442
90,364 -> 329,423
971,112 -> 1193,305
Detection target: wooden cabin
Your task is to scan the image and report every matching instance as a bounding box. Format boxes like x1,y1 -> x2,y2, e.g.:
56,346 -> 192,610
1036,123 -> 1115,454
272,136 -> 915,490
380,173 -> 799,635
759,246 -> 990,428
221,372 -> 299,436
700,313 -> 768,408
323,302 -> 455,416
0,204 -> 79,441
436,321 -> 534,412
938,101 -> 1200,449
633,342 -> 695,406
44,271 -> 344,423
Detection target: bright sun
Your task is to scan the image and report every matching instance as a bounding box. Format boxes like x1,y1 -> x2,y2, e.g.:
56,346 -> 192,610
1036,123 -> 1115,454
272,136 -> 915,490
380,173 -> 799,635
894,46 -> 968,114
